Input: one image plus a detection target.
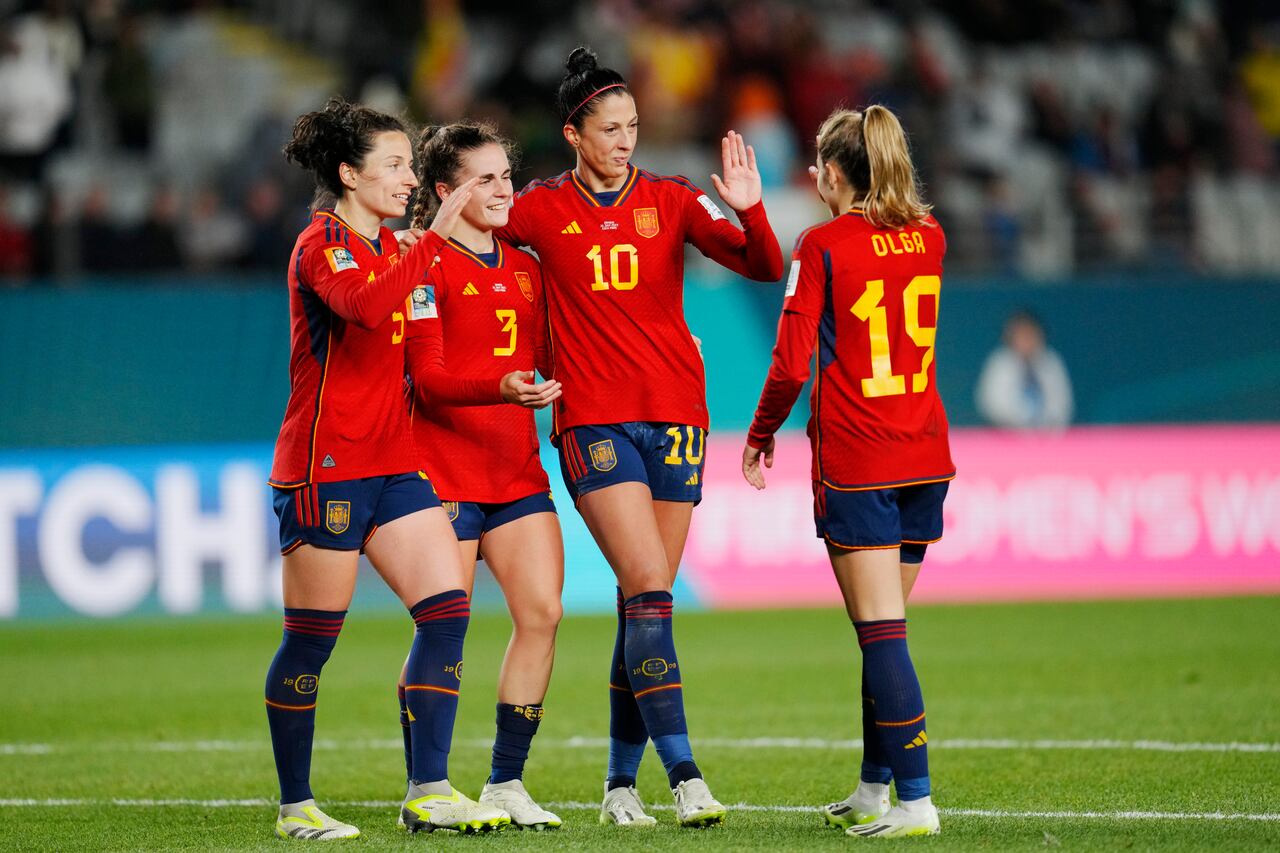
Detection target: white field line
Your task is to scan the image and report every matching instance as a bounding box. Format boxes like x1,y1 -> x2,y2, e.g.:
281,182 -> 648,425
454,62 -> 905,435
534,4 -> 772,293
4,737 -> 1280,756
0,798 -> 1276,822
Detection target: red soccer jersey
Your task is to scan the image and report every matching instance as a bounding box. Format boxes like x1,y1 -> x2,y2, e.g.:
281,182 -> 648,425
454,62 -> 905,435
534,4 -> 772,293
270,210 -> 447,487
748,208 -> 955,489
405,238 -> 551,504
499,164 -> 782,438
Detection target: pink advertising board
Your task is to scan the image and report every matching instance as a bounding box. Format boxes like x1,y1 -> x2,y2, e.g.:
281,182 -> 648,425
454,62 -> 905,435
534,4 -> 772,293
684,426 -> 1280,607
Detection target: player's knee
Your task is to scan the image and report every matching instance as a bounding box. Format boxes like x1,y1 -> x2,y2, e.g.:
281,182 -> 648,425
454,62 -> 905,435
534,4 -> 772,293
514,597 -> 562,637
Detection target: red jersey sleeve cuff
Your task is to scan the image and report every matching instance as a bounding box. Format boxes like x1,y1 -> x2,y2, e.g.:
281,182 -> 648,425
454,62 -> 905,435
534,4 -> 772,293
746,426 -> 774,450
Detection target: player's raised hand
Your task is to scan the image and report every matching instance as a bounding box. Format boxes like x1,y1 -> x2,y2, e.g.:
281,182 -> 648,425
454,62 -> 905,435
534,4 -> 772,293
395,227 -> 424,255
500,370 -> 562,409
741,436 -> 775,490
710,130 -> 762,212
429,176 -> 482,238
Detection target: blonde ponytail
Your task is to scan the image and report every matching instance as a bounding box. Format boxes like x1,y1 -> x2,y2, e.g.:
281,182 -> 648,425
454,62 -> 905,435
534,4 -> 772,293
817,105 -> 931,229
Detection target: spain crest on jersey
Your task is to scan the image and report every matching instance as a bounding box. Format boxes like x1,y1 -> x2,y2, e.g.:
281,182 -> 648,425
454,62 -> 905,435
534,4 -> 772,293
325,500 -> 351,535
589,439 -> 618,472
634,207 -> 660,238
514,271 -> 534,302
443,501 -> 459,522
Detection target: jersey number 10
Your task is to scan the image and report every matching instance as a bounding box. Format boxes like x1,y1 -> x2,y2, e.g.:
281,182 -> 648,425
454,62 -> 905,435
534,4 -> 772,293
850,275 -> 940,398
588,244 -> 639,291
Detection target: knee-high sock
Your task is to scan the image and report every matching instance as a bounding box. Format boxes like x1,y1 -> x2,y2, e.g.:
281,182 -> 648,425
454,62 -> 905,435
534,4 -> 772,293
608,587 -> 647,788
490,703 -> 543,784
855,619 -> 929,801
397,684 -> 412,783
405,590 -> 469,784
624,591 -> 701,787
264,609 -> 345,804
860,657 -> 893,784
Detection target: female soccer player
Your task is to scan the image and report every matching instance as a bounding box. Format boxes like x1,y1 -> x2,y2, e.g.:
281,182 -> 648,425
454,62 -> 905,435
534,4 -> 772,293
498,46 -> 784,827
267,98 -> 508,839
398,121 -> 565,829
741,105 -> 952,838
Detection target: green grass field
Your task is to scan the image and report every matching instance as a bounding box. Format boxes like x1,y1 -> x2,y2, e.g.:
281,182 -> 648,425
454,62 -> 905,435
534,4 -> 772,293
2,596 -> 1278,851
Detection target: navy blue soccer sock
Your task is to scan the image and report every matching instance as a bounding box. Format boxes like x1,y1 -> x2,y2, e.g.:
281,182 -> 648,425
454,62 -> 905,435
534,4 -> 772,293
860,657 -> 893,785
489,703 -> 543,784
264,608 -> 345,804
405,590 -> 469,784
397,684 -> 412,783
855,619 -> 930,801
624,591 -> 701,788
608,587 -> 648,789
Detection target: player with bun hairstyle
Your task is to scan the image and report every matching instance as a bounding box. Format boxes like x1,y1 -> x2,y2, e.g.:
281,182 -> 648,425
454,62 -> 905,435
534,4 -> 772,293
391,120 -> 565,830
743,105 -> 952,838
267,97 -> 508,839
500,45 -> 784,828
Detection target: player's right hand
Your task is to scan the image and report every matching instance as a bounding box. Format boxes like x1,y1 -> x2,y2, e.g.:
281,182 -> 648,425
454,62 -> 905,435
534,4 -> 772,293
429,176 -> 482,238
500,370 -> 562,409
741,437 -> 775,490
395,228 -> 424,255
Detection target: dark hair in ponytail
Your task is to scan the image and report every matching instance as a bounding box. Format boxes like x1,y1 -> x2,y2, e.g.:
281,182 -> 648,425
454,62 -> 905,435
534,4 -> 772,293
555,46 -> 629,129
409,121 -> 519,229
283,97 -> 407,211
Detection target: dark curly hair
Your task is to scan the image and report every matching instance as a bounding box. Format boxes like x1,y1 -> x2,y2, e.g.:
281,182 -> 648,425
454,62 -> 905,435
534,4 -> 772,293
410,121 -> 519,229
555,46 -> 629,129
283,97 -> 407,211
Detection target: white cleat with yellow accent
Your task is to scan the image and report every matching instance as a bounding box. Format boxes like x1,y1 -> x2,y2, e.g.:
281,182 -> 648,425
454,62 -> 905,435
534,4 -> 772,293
400,784 -> 510,834
672,778 -> 726,828
845,799 -> 941,838
275,800 -> 360,840
599,783 -> 657,827
480,779 -> 562,830
822,782 -> 891,828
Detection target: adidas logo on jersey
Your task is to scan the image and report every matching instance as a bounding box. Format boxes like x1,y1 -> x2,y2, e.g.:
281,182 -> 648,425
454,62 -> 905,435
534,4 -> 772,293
685,472 -> 699,486
904,730 -> 928,750
561,221 -> 582,234
322,455 -> 336,468
462,283 -> 479,295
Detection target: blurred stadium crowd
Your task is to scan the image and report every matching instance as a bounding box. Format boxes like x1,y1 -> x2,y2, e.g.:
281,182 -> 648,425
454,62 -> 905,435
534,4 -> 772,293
1,0 -> 1278,282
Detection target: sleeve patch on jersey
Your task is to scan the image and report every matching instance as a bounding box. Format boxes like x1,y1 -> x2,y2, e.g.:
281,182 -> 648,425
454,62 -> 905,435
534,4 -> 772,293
410,284 -> 437,320
696,194 -> 727,222
325,247 -> 359,273
785,260 -> 801,297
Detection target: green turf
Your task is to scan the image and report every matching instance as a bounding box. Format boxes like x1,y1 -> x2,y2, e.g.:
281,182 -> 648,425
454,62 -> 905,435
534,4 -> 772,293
1,597 -> 1278,850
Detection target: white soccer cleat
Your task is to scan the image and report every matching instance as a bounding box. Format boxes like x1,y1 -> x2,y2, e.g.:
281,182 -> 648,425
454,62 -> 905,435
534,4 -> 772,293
274,799 -> 361,840
599,782 -> 657,827
480,778 -> 562,830
400,784 -> 510,834
822,782 -> 891,828
672,777 -> 726,828
845,800 -> 941,838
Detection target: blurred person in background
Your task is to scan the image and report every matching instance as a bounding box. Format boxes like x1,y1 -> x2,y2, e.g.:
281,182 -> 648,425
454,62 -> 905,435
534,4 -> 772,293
0,184 -> 33,279
401,120 -> 564,830
265,97 -> 503,839
975,308 -> 1074,429
102,11 -> 154,152
180,186 -> 248,272
495,45 -> 782,829
743,104 -> 950,840
0,15 -> 73,182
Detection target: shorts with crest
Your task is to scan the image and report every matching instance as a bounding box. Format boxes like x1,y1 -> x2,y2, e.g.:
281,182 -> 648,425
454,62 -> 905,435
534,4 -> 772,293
815,480 -> 950,564
558,422 -> 707,505
442,491 -> 557,541
272,471 -> 441,554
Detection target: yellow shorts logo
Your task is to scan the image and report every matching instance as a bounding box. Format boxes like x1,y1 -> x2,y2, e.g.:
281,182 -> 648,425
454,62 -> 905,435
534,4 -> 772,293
589,440 -> 617,472
325,500 -> 351,535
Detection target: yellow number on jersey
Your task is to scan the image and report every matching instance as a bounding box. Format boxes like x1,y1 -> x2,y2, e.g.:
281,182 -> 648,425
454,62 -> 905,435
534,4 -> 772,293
588,244 -> 639,291
849,275 -> 940,398
494,309 -> 517,356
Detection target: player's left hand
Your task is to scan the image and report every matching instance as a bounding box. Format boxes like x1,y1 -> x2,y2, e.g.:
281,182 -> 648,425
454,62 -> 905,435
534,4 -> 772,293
500,370 -> 562,409
710,130 -> 762,213
742,437 -> 775,490
691,333 -> 703,361
395,228 -> 425,255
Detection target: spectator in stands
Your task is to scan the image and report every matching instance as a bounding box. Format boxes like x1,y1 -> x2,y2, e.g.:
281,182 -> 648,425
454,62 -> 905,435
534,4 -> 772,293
103,12 -> 154,152
0,184 -> 33,280
130,185 -> 181,271
975,309 -> 1073,430
180,186 -> 248,272
0,15 -> 74,182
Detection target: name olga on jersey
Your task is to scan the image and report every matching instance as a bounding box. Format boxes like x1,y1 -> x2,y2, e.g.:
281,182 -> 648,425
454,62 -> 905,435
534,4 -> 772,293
871,230 -> 928,257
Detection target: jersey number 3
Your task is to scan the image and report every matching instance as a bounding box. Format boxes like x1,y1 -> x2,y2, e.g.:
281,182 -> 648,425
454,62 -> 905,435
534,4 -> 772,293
850,275 -> 940,398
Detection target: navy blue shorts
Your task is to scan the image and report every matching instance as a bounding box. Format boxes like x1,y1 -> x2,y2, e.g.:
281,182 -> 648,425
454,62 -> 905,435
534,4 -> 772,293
442,491 -> 557,541
272,471 -> 441,554
558,422 -> 707,504
815,480 -> 950,563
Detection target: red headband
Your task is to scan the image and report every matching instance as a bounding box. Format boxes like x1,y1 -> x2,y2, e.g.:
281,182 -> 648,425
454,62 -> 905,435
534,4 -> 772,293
567,83 -> 626,122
